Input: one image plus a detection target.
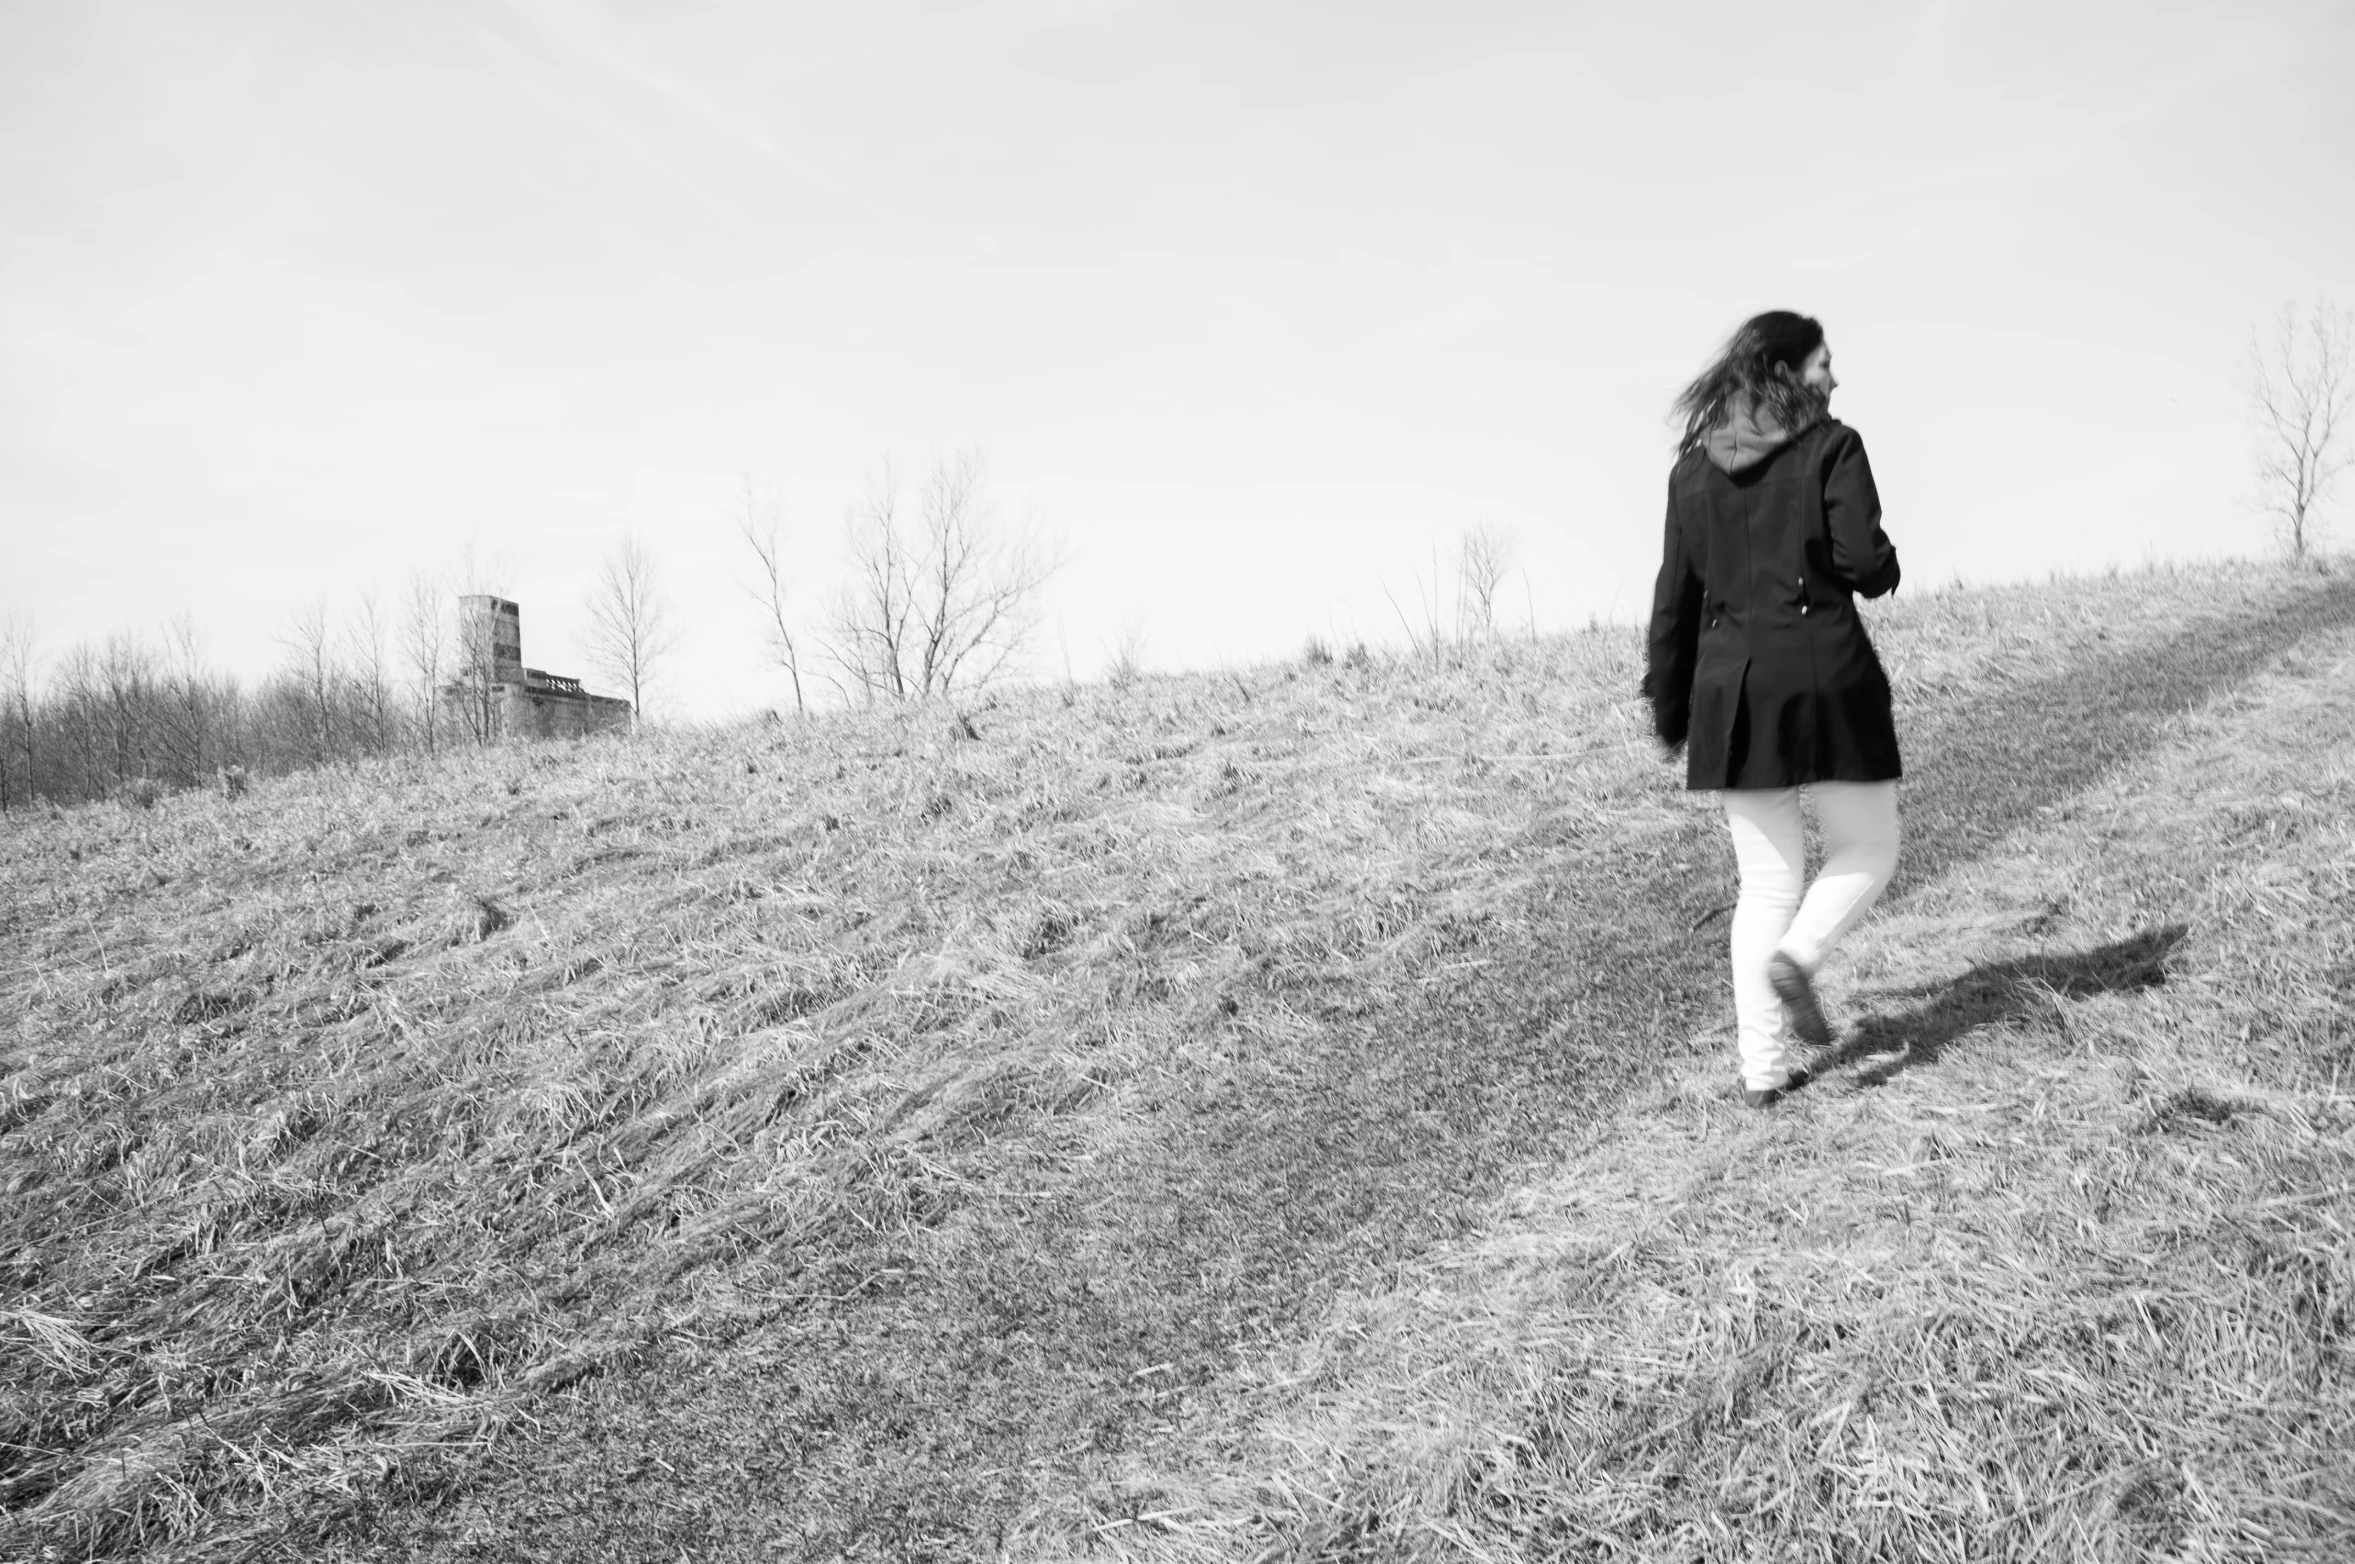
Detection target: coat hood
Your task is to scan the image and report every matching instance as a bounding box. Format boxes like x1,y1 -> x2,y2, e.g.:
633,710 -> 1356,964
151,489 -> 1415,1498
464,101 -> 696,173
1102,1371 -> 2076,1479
1704,400 -> 1818,474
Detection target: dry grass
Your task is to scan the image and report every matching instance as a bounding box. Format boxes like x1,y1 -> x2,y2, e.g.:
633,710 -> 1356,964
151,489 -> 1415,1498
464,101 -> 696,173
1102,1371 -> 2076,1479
0,558 -> 2348,1561
1074,575 -> 2355,1563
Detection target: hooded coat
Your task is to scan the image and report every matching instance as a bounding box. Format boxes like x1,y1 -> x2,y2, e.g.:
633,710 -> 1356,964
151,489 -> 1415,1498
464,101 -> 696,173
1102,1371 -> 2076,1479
1643,407 -> 1903,790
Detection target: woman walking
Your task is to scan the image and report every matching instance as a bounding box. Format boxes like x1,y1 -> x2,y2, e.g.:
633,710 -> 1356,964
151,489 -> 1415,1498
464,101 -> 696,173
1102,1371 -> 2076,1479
1643,311 -> 1904,1107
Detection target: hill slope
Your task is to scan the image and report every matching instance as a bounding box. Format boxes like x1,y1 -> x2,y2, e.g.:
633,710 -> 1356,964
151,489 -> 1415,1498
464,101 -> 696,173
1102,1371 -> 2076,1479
1,561 -> 2349,1561
1101,572 -> 2355,1562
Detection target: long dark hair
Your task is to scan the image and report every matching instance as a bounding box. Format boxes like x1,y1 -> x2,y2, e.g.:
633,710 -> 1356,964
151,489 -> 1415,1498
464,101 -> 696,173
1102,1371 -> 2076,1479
1672,311 -> 1827,457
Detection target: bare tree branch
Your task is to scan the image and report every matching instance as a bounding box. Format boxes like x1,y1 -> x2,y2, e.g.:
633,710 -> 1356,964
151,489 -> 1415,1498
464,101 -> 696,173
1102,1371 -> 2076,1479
279,601 -> 341,766
158,612 -> 213,781
450,537 -> 516,599
1105,615 -> 1149,687
735,479 -> 808,717
52,641 -> 102,798
402,571 -> 448,757
345,593 -> 395,755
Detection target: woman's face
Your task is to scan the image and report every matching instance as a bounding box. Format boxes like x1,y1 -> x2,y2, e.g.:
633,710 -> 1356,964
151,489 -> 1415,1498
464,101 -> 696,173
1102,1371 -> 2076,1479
1796,342 -> 1837,398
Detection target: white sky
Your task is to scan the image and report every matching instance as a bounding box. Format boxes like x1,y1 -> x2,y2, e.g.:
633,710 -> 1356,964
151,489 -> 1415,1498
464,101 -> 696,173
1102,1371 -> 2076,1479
4,0 -> 2352,718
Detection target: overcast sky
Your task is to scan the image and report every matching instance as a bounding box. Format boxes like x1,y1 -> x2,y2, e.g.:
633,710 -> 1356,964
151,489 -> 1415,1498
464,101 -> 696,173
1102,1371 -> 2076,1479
4,0 -> 2351,718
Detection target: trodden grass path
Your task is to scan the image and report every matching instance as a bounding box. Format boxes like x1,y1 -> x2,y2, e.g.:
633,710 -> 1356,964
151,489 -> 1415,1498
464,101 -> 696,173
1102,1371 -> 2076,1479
1,563 -> 2347,1562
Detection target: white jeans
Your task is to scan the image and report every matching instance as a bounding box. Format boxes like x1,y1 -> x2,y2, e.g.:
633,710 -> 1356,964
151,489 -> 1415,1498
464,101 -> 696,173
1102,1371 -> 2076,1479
1721,781 -> 1900,1090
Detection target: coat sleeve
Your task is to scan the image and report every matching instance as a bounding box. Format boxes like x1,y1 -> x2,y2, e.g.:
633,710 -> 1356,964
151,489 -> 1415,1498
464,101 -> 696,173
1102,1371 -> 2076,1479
1824,428 -> 1901,598
1641,474 -> 1701,749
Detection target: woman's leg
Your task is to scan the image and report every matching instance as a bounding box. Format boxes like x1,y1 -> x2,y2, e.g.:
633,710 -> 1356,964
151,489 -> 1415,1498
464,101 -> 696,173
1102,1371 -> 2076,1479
1780,780 -> 1901,974
1722,787 -> 1805,1091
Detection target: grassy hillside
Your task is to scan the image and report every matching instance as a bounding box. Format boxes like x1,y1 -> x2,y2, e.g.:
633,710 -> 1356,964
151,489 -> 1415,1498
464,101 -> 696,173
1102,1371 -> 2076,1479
1108,575 -> 2355,1562
2,561 -> 2349,1561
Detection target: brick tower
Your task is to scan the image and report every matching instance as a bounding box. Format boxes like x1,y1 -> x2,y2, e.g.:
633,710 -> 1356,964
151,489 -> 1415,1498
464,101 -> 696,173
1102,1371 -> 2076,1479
457,595 -> 525,685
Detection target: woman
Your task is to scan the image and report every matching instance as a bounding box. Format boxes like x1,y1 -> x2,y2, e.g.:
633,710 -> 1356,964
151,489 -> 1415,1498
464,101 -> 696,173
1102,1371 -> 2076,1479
1643,311 -> 1903,1107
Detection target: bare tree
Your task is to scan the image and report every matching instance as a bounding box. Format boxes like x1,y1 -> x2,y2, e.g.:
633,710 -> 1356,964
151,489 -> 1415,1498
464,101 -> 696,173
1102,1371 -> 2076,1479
827,459 -> 915,703
54,642 -> 104,798
735,480 -> 809,717
402,570 -> 449,756
2248,299 -> 2354,561
583,534 -> 678,729
281,599 -> 342,764
1454,520 -> 1520,641
158,612 -> 214,784
345,592 -> 397,755
444,545 -> 516,746
826,449 -> 1062,702
448,604 -> 503,747
97,632 -> 163,786
0,611 -> 33,810
1105,615 -> 1150,687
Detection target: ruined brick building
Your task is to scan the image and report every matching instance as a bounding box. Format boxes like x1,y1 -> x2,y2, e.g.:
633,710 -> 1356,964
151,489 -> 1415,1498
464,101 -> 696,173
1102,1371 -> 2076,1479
442,596 -> 633,740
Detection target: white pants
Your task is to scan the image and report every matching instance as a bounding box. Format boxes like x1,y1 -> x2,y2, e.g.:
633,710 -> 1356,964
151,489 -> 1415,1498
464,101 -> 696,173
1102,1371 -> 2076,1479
1721,781 -> 1900,1090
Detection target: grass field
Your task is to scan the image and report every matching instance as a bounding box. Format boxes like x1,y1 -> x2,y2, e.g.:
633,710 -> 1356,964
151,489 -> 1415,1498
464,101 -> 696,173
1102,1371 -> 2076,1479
3,560 -> 2350,1561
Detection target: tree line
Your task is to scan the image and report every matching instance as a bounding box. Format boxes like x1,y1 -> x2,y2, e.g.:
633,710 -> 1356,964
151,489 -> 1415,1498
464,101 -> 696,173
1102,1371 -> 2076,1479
0,449 -> 1064,811
0,568 -> 530,810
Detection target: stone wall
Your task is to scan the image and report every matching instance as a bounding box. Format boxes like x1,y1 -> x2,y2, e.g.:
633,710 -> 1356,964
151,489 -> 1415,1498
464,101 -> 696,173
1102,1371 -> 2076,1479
499,681 -> 634,738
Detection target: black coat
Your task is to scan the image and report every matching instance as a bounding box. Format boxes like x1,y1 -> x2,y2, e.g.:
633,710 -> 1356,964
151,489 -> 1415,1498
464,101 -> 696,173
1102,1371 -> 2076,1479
1643,417 -> 1903,790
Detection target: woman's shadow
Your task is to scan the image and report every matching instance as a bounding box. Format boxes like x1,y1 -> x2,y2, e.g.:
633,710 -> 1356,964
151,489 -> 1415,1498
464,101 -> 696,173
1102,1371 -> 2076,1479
1816,925 -> 2188,1088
